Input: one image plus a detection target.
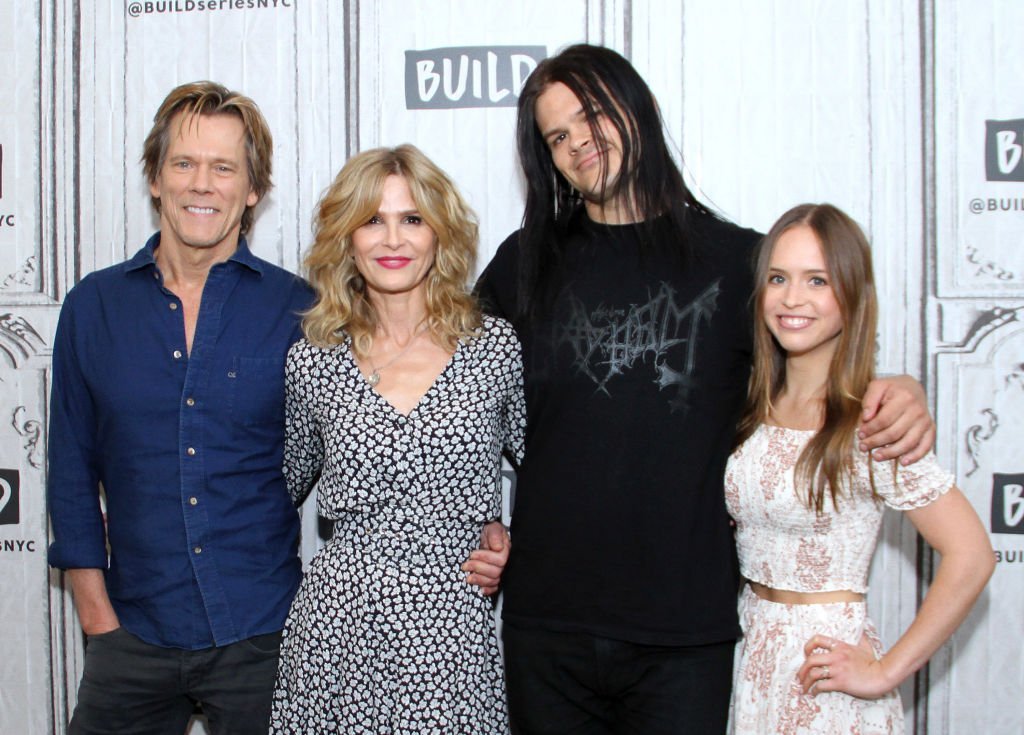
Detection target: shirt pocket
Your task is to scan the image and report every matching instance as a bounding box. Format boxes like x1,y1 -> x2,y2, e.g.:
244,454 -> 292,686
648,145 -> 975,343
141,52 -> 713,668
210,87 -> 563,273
227,356 -> 286,426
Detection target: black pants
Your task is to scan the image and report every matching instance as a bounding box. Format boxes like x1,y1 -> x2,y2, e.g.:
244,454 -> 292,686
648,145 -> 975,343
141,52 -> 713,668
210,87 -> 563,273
69,627 -> 282,735
503,622 -> 734,735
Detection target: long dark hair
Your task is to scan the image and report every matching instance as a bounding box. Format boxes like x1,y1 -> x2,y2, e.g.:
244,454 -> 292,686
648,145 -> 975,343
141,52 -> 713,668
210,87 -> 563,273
514,44 -> 709,321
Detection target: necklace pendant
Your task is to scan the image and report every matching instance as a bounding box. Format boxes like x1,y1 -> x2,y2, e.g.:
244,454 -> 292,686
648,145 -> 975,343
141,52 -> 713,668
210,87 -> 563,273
366,371 -> 381,387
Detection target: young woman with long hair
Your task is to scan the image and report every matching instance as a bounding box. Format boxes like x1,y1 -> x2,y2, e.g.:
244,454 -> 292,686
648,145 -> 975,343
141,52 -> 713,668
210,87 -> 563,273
726,203 -> 994,733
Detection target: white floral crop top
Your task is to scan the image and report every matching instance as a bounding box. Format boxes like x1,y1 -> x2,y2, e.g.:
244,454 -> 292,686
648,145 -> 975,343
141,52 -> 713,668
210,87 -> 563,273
725,424 -> 954,594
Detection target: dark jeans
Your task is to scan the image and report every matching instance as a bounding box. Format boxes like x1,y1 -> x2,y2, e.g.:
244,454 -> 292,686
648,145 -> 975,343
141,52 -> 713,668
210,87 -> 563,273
503,622 -> 734,735
69,627 -> 282,735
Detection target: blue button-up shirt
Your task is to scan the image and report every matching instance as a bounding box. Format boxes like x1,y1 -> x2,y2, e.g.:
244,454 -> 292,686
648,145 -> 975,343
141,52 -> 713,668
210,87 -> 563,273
47,233 -> 314,649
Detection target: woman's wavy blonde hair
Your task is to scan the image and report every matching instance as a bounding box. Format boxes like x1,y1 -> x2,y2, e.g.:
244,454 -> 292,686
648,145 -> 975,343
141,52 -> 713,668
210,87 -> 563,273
302,145 -> 481,355
734,203 -> 882,512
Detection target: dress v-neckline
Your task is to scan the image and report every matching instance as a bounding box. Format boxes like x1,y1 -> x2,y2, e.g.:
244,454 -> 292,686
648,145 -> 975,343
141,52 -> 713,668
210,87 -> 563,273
347,340 -> 461,419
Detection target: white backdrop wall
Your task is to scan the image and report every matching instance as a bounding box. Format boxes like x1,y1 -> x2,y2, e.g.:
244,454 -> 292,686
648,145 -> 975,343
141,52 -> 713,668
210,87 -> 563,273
0,1 -> 1020,733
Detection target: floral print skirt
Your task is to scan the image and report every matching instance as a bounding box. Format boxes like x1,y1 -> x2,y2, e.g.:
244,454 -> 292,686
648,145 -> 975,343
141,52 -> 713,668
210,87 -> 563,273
728,586 -> 903,734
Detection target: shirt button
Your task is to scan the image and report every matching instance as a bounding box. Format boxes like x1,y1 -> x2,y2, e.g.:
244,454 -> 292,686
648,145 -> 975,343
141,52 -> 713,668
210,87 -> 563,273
173,350 -> 183,359
193,546 -> 202,554
189,497 -> 198,506
186,397 -> 195,407
169,302 -> 178,311
187,447 -> 196,456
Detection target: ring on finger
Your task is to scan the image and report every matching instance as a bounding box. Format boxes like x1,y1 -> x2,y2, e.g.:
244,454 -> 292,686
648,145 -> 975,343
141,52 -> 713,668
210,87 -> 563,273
822,665 -> 830,679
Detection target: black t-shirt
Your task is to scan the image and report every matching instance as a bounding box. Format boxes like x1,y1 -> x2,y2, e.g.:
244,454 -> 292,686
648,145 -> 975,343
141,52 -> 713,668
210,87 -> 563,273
477,210 -> 759,645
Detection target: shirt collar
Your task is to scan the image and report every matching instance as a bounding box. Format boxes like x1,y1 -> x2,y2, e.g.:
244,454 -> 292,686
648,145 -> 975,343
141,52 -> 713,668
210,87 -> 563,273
124,232 -> 265,277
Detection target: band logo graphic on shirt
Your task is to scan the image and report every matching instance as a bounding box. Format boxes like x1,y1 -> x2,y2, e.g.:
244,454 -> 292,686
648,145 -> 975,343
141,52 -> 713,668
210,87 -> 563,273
986,119 -> 1024,182
991,473 -> 1024,535
0,469 -> 19,525
556,280 -> 720,411
405,46 -> 545,109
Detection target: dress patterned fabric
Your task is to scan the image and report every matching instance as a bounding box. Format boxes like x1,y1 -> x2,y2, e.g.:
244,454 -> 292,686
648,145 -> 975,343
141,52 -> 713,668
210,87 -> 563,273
724,424 -> 954,734
270,316 -> 525,734
731,587 -> 899,734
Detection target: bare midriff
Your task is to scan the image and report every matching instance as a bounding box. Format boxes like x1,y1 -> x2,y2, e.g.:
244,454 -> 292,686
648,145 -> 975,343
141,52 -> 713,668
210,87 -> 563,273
748,581 -> 864,604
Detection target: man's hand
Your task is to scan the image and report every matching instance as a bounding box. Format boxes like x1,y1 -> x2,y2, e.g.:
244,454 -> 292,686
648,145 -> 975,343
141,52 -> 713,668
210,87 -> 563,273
462,521 -> 510,596
858,375 -> 935,465
67,568 -> 120,635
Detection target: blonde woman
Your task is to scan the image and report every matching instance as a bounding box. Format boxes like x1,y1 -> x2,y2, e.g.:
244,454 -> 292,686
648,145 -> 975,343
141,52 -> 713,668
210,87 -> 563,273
726,204 -> 993,733
270,145 -> 524,733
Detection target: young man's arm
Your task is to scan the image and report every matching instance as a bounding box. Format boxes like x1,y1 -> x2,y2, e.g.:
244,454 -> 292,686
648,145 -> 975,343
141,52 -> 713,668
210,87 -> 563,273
858,375 -> 936,464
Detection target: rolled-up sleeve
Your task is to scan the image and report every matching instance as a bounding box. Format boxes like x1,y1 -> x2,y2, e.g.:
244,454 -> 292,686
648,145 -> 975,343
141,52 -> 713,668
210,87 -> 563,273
47,287 -> 109,570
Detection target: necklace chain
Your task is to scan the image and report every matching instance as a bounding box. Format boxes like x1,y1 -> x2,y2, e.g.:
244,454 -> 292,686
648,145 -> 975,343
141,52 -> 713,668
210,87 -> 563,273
365,323 -> 428,387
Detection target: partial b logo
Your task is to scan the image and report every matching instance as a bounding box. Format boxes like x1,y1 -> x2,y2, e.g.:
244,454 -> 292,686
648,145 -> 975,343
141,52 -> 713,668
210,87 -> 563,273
991,473 -> 1024,534
0,469 -> 19,525
985,119 -> 1024,182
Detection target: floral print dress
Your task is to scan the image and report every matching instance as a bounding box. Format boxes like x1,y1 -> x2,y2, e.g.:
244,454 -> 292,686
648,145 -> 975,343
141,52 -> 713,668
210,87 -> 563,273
270,316 -> 525,734
724,424 -> 953,734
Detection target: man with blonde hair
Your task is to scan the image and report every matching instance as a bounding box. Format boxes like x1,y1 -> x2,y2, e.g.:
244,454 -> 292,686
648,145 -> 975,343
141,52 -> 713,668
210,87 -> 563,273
47,81 -> 312,734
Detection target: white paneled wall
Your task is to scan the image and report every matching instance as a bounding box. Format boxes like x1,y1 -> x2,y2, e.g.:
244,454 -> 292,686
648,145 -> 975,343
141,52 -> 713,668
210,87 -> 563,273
0,2 -> 1019,732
